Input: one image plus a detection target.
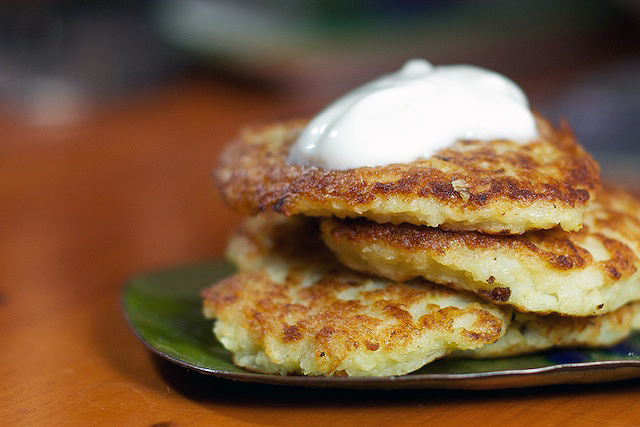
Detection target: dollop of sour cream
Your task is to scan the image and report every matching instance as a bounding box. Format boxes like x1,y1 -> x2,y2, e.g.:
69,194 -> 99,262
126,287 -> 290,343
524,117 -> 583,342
288,59 -> 538,170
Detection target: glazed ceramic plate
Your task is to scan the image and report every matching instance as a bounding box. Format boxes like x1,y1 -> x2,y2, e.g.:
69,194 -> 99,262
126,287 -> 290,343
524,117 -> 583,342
123,261 -> 640,389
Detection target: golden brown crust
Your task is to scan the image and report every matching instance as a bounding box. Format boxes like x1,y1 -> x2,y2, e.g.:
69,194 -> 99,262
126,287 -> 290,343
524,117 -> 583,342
201,266 -> 510,376
323,193 -> 638,281
214,117 -> 600,234
202,272 -> 506,356
321,186 -> 640,316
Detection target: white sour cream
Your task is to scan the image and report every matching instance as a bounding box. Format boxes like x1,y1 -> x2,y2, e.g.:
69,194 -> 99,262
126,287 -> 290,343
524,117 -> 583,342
288,59 -> 538,170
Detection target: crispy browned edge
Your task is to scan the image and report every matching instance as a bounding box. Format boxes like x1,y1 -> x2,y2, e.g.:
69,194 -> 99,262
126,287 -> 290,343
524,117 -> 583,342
214,117 -> 600,226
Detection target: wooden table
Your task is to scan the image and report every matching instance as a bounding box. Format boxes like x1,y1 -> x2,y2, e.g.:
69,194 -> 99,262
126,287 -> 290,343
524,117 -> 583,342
3,71 -> 640,427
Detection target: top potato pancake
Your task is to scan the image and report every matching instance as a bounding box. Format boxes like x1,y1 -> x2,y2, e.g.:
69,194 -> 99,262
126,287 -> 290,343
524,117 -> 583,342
215,117 -> 599,234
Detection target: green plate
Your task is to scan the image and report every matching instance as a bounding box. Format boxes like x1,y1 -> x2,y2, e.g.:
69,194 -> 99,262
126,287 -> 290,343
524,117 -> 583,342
123,261 -> 640,389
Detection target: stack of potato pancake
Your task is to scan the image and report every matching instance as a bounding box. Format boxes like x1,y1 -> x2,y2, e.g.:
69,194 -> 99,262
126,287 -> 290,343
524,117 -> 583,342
203,115 -> 640,377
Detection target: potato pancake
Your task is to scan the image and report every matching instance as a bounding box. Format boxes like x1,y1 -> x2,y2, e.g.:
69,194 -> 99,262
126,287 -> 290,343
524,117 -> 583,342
214,116 -> 599,234
321,187 -> 640,316
456,301 -> 640,358
202,213 -> 510,376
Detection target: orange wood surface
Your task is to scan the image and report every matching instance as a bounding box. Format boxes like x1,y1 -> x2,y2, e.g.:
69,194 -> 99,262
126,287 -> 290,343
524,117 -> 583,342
3,74 -> 640,427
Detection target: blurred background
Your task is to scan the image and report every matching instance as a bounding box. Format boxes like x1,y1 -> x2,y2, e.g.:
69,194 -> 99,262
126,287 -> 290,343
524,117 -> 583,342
2,0 -> 640,288
2,1 -> 640,145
